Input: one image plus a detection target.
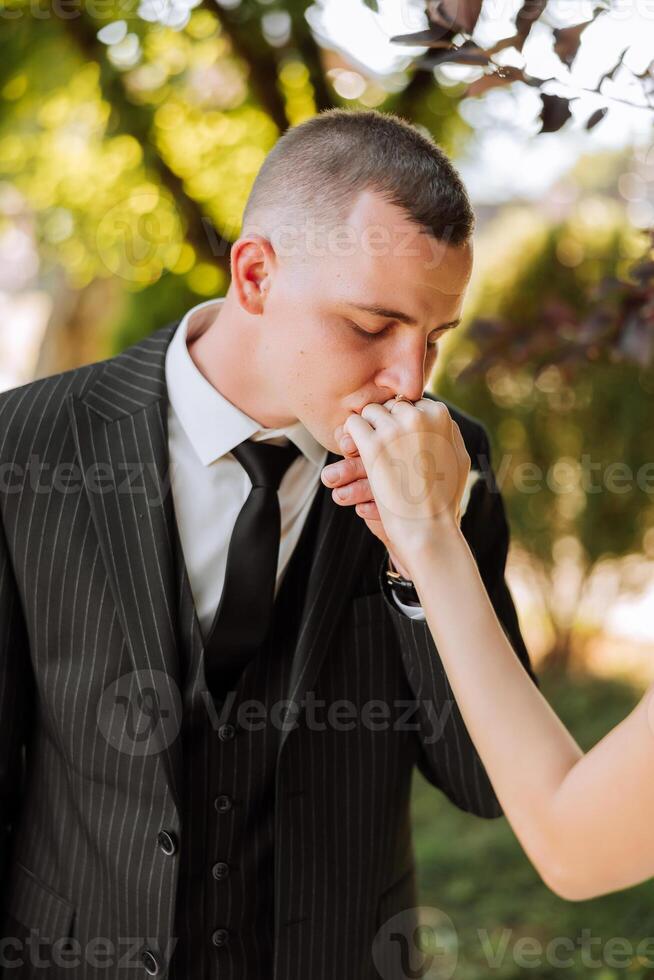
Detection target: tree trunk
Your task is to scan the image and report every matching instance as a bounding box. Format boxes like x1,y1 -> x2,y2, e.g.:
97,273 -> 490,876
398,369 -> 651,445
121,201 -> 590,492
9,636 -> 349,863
33,274 -> 121,379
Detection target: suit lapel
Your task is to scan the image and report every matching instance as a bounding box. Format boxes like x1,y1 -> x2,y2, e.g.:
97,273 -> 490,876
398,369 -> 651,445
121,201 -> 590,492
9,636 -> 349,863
66,321 -> 184,814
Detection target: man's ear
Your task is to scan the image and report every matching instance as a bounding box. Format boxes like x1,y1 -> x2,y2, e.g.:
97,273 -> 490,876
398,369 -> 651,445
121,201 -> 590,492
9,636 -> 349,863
230,234 -> 275,314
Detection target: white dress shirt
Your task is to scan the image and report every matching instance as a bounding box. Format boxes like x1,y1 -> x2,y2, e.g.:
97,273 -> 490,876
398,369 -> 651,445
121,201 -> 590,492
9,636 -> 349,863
164,297 -> 426,640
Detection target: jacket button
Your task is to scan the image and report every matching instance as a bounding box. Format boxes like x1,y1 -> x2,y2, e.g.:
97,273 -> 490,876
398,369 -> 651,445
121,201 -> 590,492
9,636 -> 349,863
212,861 -> 230,880
212,928 -> 230,948
214,795 -> 233,814
157,830 -> 178,856
140,945 -> 161,975
218,723 -> 236,742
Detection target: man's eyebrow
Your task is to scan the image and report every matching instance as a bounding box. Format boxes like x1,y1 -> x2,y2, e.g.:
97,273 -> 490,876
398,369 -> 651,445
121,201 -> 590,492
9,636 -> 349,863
346,302 -> 461,330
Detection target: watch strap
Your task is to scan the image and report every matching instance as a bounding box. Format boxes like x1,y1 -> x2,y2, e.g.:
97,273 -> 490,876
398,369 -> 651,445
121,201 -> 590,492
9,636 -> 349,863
385,559 -> 421,606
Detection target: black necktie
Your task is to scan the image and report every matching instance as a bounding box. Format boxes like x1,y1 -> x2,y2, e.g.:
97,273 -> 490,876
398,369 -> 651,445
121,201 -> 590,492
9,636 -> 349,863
203,436 -> 302,698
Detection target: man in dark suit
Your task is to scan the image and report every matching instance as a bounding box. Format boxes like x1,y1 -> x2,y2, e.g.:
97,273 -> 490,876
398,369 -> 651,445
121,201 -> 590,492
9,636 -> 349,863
0,108 -> 538,979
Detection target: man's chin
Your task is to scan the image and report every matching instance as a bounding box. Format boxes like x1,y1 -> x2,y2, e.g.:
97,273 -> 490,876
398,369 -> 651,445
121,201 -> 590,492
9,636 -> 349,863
317,434 -> 341,456
303,416 -> 351,457
306,424 -> 342,458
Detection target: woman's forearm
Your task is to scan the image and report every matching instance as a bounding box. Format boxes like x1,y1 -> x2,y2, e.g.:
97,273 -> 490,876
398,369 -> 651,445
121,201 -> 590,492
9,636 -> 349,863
410,523 -> 654,899
408,523 -> 585,895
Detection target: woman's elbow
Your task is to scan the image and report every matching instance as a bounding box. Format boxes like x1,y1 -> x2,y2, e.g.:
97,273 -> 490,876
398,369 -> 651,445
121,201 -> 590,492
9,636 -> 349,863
542,872 -> 597,902
526,817 -> 601,902
531,844 -> 599,902
538,853 -> 606,902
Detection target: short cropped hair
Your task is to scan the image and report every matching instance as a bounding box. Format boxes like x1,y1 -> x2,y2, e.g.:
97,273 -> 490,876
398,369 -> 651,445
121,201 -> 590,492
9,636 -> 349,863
241,107 -> 475,249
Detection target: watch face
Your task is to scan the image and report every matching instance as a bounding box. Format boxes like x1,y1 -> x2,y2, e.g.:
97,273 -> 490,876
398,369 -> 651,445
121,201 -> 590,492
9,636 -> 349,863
386,573 -> 420,605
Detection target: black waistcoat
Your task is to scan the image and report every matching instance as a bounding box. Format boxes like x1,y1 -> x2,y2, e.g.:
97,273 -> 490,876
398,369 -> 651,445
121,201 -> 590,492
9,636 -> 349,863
167,482 -> 325,980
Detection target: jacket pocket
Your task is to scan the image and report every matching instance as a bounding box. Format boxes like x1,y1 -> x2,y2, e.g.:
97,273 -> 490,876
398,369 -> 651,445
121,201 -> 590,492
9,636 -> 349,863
2,860 -> 75,942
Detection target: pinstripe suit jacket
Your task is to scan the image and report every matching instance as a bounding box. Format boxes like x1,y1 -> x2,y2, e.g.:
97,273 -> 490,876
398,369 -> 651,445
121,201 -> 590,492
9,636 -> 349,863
0,319 -> 538,977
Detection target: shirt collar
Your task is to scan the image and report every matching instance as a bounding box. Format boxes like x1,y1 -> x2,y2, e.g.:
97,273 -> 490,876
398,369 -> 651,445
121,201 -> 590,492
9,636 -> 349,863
165,297 -> 327,469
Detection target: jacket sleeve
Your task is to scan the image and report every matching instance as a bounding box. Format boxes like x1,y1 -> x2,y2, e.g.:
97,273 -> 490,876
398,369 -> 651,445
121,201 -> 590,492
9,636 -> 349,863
0,512 -> 35,892
378,423 -> 539,818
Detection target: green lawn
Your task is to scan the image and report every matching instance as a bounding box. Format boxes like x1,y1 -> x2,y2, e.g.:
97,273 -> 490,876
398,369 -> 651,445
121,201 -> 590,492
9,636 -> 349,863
411,667 -> 654,979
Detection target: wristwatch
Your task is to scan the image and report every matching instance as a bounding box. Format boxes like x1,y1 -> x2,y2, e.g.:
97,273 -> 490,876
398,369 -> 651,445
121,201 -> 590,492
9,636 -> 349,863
385,555 -> 421,606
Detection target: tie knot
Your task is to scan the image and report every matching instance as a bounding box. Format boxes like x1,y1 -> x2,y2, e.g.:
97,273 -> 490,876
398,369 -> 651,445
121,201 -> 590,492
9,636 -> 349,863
231,438 -> 302,490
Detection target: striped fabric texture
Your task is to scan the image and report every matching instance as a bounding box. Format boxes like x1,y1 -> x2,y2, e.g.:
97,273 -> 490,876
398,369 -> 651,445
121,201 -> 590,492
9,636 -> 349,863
0,319 -> 538,978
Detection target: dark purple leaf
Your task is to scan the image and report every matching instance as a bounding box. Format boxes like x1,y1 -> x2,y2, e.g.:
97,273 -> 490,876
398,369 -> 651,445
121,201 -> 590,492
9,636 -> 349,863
467,65 -> 526,96
553,20 -> 593,68
389,30 -> 452,47
418,41 -> 490,69
586,106 -> 608,129
597,47 -> 629,89
522,72 -> 553,88
514,0 -> 547,45
486,34 -> 521,56
538,93 -> 573,132
426,0 -> 483,35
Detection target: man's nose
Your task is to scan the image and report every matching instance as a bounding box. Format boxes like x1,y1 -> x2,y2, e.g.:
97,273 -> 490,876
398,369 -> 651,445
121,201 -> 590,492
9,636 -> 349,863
392,379 -> 425,401
378,337 -> 430,402
382,362 -> 426,403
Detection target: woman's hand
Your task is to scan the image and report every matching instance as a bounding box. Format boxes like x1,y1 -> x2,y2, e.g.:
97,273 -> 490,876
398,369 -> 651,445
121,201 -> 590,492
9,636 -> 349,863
340,397 -> 471,576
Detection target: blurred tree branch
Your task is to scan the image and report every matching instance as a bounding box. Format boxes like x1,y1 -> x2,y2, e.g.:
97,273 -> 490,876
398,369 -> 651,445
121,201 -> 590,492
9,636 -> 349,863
207,1 -> 291,132
60,12 -> 234,275
210,0 -> 334,124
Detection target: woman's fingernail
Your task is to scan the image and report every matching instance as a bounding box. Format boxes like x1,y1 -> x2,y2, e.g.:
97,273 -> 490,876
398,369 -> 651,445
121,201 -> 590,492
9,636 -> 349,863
340,434 -> 356,453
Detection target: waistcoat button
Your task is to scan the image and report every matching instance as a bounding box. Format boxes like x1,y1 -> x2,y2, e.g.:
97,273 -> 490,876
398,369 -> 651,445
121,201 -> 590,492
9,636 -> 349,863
212,861 -> 230,880
156,830 -> 177,856
214,795 -> 233,813
212,928 -> 230,948
218,723 -> 236,741
141,946 -> 161,975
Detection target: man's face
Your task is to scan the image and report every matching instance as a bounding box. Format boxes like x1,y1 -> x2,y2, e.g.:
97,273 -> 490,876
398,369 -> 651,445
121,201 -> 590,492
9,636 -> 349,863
253,189 -> 473,454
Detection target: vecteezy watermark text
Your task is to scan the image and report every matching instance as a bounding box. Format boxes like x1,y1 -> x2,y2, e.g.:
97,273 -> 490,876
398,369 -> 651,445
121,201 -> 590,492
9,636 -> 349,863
96,671 -> 459,756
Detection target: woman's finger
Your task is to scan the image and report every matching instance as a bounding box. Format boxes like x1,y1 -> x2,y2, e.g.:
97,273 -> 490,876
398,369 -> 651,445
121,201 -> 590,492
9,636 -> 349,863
355,500 -> 381,520
321,455 -> 366,488
360,403 -> 397,431
330,477 -> 372,506
343,411 -> 374,452
334,422 -> 360,457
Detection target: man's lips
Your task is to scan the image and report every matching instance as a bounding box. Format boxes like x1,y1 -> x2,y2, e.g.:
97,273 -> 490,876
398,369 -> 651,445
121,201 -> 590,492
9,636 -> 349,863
336,396 -> 396,446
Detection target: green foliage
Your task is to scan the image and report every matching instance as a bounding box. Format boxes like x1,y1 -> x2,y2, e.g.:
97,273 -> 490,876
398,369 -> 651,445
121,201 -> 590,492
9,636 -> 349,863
411,667 -> 654,978
435,212 -> 654,645
108,272 -> 202,355
0,12 -> 279,292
